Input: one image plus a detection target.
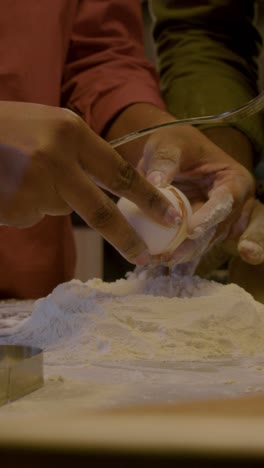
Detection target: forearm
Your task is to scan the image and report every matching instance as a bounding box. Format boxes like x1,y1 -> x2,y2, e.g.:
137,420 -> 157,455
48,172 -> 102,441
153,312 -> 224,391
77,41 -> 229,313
202,127 -> 254,172
104,103 -> 255,174
104,102 -> 175,166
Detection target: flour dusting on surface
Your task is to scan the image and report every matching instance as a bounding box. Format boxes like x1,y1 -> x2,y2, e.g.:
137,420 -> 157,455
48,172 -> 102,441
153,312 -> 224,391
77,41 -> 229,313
1,268 -> 264,363
1,268 -> 264,412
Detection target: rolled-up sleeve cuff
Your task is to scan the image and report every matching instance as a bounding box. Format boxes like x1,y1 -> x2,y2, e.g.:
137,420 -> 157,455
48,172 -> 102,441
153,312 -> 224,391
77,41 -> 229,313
70,81 -> 166,136
91,83 -> 166,135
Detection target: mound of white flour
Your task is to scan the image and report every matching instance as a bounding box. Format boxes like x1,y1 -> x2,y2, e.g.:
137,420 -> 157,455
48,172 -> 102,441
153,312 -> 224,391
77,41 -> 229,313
2,268 -> 264,363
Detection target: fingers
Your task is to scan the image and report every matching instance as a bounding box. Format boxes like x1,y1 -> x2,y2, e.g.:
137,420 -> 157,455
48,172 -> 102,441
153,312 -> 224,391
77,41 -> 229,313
58,165 -> 153,265
139,133 -> 182,187
154,186 -> 234,269
0,210 -> 44,228
189,186 -> 234,235
238,200 -> 264,265
79,126 -> 181,227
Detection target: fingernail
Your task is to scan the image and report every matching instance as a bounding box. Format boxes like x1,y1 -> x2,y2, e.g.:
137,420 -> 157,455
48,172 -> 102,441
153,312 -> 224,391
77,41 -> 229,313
147,171 -> 164,187
164,206 -> 182,226
239,240 -> 264,264
134,250 -> 151,266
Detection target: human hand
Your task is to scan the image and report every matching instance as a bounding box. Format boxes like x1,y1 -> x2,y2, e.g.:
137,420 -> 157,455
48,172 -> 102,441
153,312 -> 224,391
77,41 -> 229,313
222,199 -> 264,304
138,124 -> 255,266
223,199 -> 264,264
0,101 -> 181,266
194,127 -> 264,273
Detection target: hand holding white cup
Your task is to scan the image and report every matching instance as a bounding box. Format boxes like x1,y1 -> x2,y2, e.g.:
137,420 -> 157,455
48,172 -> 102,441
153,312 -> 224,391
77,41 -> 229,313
118,185 -> 192,256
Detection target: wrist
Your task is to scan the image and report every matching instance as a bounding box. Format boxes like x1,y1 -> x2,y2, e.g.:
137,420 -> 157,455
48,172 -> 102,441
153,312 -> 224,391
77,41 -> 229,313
104,103 -> 177,166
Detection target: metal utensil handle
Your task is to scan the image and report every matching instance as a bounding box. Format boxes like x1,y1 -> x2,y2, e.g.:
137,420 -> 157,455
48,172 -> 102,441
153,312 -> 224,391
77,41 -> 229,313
110,91 -> 264,149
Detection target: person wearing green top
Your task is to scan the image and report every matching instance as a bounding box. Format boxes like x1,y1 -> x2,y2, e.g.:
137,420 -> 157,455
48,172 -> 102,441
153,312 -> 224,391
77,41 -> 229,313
146,0 -> 264,301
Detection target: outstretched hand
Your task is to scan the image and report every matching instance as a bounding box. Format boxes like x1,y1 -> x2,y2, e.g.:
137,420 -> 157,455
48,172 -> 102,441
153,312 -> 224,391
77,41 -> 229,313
0,101 -> 180,266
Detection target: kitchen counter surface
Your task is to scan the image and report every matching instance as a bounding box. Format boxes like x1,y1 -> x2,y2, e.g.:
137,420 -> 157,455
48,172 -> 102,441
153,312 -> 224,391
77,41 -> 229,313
1,299 -> 264,466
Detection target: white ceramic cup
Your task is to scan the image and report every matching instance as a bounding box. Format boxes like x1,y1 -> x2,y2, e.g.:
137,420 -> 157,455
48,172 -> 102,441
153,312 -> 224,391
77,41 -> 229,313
117,185 -> 192,256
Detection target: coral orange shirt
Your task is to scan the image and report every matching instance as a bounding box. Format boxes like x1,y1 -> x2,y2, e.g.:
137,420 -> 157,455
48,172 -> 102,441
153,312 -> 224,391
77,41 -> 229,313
0,0 -> 165,299
0,0 -> 165,133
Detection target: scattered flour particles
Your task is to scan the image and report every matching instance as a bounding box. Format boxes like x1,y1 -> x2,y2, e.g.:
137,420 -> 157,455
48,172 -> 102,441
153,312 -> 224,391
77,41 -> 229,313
2,267 -> 264,363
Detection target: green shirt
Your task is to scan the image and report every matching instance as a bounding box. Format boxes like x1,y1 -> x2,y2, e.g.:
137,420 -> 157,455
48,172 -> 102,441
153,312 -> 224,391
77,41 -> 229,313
150,0 -> 264,159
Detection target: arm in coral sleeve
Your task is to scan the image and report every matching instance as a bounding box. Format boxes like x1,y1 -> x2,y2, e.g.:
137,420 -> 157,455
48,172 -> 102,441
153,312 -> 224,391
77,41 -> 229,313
61,0 -> 165,137
150,0 -> 264,160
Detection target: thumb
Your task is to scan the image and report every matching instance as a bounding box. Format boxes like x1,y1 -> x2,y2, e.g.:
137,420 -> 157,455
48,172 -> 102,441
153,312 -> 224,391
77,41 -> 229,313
142,137 -> 182,187
238,200 -> 264,265
190,186 -> 234,234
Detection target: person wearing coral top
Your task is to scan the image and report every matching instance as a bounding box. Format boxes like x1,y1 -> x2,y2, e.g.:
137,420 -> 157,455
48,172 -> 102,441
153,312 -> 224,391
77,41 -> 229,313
0,0 -> 258,299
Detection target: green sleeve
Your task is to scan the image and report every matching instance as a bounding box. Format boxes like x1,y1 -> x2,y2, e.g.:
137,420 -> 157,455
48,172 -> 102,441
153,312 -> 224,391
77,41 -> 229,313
150,0 -> 264,158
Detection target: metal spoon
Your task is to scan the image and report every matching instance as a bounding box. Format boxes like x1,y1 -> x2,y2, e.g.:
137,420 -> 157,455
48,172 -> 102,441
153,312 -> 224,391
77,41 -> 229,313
110,90 -> 264,148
